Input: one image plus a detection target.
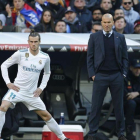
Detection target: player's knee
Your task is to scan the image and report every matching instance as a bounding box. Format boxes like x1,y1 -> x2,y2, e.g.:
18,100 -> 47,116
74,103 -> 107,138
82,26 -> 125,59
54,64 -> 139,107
42,113 -> 52,121
0,105 -> 9,112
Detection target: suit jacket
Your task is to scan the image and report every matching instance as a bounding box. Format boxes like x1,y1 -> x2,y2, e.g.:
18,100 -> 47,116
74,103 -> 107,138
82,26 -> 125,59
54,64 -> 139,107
87,30 -> 129,79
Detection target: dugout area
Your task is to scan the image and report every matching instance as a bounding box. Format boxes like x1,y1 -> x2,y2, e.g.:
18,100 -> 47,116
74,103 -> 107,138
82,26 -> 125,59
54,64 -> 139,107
0,33 -> 140,139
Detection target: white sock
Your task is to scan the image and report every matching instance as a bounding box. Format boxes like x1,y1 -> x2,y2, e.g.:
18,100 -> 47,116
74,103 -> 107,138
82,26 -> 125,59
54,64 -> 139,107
45,118 -> 66,140
0,111 -> 6,137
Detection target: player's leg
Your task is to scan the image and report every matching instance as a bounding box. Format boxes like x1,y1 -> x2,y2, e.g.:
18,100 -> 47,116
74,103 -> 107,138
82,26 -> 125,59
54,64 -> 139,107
0,89 -> 20,139
35,110 -> 69,140
0,100 -> 11,138
25,96 -> 70,140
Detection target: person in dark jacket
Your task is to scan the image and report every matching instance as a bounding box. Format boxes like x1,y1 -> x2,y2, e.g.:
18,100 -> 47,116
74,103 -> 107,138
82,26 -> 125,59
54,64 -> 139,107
55,20 -> 67,33
111,0 -> 121,11
87,14 -> 128,140
63,6 -> 87,33
92,7 -> 103,24
45,0 -> 65,22
0,0 -> 8,25
34,9 -> 55,32
100,0 -> 114,16
133,19 -> 140,34
114,8 -> 134,33
124,59 -> 140,140
90,21 -> 102,33
73,0 -> 92,31
114,16 -> 127,34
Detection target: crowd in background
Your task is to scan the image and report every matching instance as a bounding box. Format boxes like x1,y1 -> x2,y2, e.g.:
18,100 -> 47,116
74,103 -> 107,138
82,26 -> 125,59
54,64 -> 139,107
0,0 -> 140,140
0,0 -> 140,33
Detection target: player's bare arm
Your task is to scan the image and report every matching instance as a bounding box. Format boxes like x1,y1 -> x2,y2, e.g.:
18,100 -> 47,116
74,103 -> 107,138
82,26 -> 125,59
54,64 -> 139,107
7,83 -> 20,92
33,88 -> 42,97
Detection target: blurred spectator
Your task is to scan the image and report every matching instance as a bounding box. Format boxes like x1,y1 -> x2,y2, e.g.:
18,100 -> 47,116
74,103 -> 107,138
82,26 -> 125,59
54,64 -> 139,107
45,0 -> 65,22
91,21 -> 102,33
69,0 -> 98,9
120,0 -> 140,26
114,8 -> 125,19
73,0 -> 92,31
132,0 -> 140,13
124,59 -> 140,140
92,7 -> 102,23
0,20 -> 2,29
0,14 -> 6,26
55,20 -> 66,33
58,0 -> 66,7
6,0 -> 39,32
114,16 -> 127,34
63,6 -> 87,33
0,0 -> 8,25
114,8 -> 134,33
100,0 -> 114,16
134,19 -> 140,34
0,19 -> 16,32
65,0 -> 71,7
34,10 -> 55,32
35,0 -> 48,20
111,0 -> 121,11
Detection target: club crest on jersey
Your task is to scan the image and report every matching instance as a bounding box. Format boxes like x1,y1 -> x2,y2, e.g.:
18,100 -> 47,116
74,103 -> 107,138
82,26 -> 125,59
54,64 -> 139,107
39,60 -> 42,64
25,53 -> 29,61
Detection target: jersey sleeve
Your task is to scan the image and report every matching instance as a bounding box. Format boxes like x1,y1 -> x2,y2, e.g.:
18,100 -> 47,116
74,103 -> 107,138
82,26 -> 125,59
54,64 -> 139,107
1,51 -> 20,84
39,55 -> 51,91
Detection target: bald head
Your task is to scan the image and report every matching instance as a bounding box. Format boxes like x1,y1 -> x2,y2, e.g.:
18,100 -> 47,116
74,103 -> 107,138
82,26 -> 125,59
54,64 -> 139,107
102,14 -> 113,20
101,14 -> 114,32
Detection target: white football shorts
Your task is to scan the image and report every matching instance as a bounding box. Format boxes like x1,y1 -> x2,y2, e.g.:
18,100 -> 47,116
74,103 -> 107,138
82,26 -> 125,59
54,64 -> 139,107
2,89 -> 46,111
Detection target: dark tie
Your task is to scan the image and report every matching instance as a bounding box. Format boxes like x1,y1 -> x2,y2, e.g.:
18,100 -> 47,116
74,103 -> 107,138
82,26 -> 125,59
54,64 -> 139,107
106,33 -> 110,38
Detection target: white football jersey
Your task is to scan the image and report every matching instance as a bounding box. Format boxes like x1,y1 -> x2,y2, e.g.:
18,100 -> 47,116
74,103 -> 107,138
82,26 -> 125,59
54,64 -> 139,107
1,48 -> 51,96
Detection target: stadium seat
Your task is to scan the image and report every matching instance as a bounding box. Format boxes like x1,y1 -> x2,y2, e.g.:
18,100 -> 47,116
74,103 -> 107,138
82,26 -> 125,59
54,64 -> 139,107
43,65 -> 87,128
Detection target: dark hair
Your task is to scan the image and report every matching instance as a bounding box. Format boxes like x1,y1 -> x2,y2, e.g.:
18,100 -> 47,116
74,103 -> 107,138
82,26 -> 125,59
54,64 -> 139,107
40,10 -> 55,32
28,29 -> 41,41
92,21 -> 101,27
92,6 -> 103,14
55,20 -> 66,27
115,8 -> 124,11
101,0 -> 111,3
114,16 -> 126,23
0,20 -> 2,26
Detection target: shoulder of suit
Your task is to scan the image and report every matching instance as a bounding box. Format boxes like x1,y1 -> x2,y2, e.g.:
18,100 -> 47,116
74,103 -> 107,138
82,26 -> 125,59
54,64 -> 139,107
114,31 -> 124,38
90,30 -> 101,37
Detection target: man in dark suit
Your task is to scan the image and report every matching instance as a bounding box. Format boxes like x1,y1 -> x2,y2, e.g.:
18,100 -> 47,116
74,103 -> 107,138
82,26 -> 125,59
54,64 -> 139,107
87,14 -> 129,140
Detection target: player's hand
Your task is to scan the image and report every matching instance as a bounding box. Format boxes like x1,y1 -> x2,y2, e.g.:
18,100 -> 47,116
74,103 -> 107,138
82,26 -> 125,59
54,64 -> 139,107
7,83 -> 20,92
92,76 -> 95,81
33,88 -> 42,97
127,92 -> 139,100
